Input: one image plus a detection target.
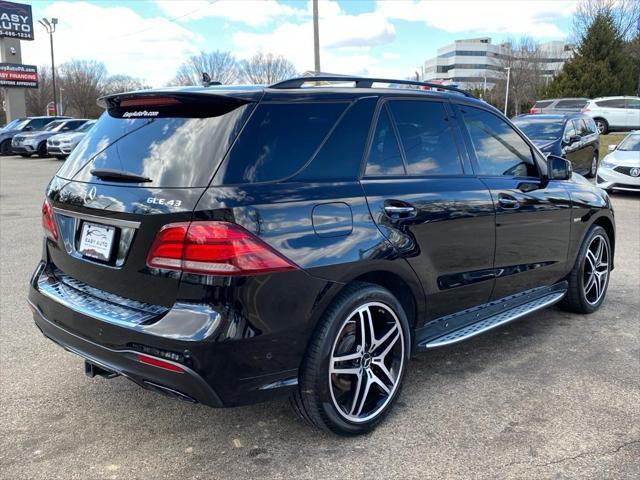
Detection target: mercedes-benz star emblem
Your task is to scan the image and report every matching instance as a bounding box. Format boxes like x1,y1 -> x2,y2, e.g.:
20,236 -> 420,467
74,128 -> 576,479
84,186 -> 97,203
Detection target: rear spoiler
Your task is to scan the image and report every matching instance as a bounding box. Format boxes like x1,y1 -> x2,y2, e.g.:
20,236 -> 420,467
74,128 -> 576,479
97,91 -> 257,119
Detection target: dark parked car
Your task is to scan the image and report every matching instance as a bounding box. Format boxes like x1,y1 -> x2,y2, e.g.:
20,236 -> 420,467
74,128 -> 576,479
0,116 -> 70,155
12,119 -> 90,158
28,77 -> 615,435
513,113 -> 600,177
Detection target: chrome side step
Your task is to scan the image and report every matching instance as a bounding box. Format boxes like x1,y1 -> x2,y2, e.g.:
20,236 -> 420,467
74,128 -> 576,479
420,290 -> 566,349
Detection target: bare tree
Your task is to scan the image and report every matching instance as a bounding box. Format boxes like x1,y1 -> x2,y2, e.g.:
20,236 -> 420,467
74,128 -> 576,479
171,50 -> 238,86
59,60 -> 107,118
238,52 -> 297,84
498,38 -> 546,115
25,65 -> 54,116
573,0 -> 640,41
103,75 -> 149,95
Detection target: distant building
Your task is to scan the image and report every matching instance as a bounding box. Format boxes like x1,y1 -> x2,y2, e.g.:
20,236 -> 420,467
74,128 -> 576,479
423,37 -> 575,90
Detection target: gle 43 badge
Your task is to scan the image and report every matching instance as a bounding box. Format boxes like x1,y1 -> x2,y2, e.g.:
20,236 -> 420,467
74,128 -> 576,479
146,197 -> 182,207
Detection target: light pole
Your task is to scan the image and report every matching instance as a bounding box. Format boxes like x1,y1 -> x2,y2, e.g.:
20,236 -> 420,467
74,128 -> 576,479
416,65 -> 424,82
503,66 -> 511,116
38,18 -> 59,116
312,0 -> 320,74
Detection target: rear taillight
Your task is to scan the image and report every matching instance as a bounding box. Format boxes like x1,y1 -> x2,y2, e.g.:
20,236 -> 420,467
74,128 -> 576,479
146,221 -> 297,276
581,107 -> 590,112
529,107 -> 537,114
42,199 -> 58,241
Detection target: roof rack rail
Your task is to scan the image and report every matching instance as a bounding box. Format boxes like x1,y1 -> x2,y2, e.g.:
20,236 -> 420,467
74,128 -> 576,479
269,76 -> 476,98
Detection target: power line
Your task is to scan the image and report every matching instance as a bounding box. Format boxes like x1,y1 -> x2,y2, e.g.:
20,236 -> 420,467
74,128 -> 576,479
106,0 -> 220,41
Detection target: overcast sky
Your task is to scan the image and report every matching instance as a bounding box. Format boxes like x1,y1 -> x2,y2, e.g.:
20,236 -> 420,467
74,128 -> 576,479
22,0 -> 578,86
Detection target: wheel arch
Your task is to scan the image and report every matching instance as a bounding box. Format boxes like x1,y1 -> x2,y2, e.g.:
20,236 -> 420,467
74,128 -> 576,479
593,215 -> 615,268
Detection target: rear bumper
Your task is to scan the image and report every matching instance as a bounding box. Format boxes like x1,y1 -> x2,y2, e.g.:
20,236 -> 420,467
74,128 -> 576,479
27,261 -> 326,407
29,298 -> 223,406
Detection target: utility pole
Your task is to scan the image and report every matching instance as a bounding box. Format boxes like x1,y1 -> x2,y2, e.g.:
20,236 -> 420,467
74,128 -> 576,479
312,0 -> 320,74
38,18 -> 58,116
503,67 -> 511,116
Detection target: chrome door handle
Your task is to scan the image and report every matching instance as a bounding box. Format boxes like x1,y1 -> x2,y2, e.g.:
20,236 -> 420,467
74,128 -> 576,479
384,206 -> 416,214
498,195 -> 519,209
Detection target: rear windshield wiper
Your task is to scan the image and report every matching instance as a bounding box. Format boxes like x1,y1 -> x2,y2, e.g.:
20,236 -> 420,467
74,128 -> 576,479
90,168 -> 152,183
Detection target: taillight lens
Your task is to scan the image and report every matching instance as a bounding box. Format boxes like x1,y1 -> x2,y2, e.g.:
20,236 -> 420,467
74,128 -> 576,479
529,108 -> 537,114
581,107 -> 590,112
146,221 -> 297,276
42,199 -> 58,241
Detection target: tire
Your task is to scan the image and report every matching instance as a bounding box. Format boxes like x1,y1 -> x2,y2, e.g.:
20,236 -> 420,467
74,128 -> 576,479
0,139 -> 11,156
55,155 -> 67,160
290,282 -> 410,435
594,118 -> 609,135
37,142 -> 49,158
587,151 -> 598,178
560,225 -> 611,314
20,153 -> 31,158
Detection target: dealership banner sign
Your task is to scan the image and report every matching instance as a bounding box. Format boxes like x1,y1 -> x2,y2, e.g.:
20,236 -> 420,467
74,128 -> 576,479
0,62 -> 37,88
0,1 -> 34,40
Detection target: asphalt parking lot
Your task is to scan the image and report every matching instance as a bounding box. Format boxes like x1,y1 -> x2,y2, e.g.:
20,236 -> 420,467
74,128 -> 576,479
1,155 -> 638,480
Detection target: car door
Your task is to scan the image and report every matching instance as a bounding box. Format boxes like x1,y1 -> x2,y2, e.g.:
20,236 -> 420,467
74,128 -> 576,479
624,98 -> 640,128
596,99 -> 627,127
454,102 -> 572,300
361,98 -> 496,322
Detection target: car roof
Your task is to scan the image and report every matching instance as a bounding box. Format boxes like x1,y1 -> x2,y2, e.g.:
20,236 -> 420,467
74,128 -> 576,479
102,77 -> 489,107
591,96 -> 639,101
513,113 -> 591,121
536,97 -> 589,102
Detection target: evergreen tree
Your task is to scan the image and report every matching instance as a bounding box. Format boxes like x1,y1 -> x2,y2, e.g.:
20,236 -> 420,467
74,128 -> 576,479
545,13 -> 639,97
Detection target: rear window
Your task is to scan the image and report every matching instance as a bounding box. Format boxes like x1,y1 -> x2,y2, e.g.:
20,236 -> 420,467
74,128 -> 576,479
533,101 -> 553,108
215,102 -> 348,184
57,101 -> 254,188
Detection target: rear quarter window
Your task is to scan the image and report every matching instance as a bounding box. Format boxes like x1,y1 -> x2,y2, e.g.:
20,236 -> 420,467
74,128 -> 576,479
595,99 -> 626,108
215,102 -> 348,184
555,99 -> 588,108
534,101 -> 553,108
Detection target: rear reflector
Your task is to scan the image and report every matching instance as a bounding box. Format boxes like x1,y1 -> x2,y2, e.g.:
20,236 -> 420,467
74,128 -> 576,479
146,221 -> 297,276
42,199 -> 58,241
137,354 -> 184,373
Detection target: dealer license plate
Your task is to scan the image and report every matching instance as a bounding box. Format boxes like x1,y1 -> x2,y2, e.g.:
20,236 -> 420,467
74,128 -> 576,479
78,222 -> 115,261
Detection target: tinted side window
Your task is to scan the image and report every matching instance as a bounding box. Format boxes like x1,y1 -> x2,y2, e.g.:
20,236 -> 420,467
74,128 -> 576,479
365,106 -> 405,176
555,99 -> 587,108
219,102 -> 347,184
388,100 -> 462,175
575,119 -> 590,136
564,121 -> 577,139
596,99 -> 625,108
460,106 -> 537,177
27,118 -> 48,129
626,98 -> 640,109
534,101 -> 553,108
63,120 -> 86,130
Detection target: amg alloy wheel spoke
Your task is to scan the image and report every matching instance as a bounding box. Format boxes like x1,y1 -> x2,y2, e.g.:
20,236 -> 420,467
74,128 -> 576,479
372,357 -> 396,386
371,323 -> 398,352
352,371 -> 372,416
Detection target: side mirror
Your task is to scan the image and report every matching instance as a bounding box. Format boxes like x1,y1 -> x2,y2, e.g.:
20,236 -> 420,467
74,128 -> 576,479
608,144 -> 617,152
547,155 -> 572,181
569,134 -> 581,144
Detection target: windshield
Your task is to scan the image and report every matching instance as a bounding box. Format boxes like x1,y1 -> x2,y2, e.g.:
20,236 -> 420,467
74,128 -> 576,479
76,121 -> 95,133
617,134 -> 640,152
513,118 -> 564,142
43,121 -> 64,132
2,118 -> 24,131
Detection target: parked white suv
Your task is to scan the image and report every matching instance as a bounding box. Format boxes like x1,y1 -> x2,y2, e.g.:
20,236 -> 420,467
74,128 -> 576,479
582,96 -> 640,134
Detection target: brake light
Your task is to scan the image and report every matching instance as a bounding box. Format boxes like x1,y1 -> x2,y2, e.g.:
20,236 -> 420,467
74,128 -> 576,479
42,199 -> 58,241
146,221 -> 298,276
529,107 -> 538,114
137,354 -> 184,373
581,107 -> 590,112
120,97 -> 181,108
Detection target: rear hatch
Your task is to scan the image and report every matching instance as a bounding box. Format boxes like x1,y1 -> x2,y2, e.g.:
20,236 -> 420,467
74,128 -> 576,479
45,90 -> 259,307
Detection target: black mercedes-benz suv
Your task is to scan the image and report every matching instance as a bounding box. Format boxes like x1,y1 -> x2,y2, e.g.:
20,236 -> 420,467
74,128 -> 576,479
28,77 -> 615,435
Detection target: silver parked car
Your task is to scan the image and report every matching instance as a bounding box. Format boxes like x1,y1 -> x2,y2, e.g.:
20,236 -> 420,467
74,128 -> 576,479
529,98 -> 590,114
581,96 -> 640,134
596,130 -> 640,193
46,120 -> 96,159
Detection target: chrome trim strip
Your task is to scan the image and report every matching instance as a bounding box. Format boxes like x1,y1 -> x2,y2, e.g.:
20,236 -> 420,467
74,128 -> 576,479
425,291 -> 566,349
52,207 -> 141,229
